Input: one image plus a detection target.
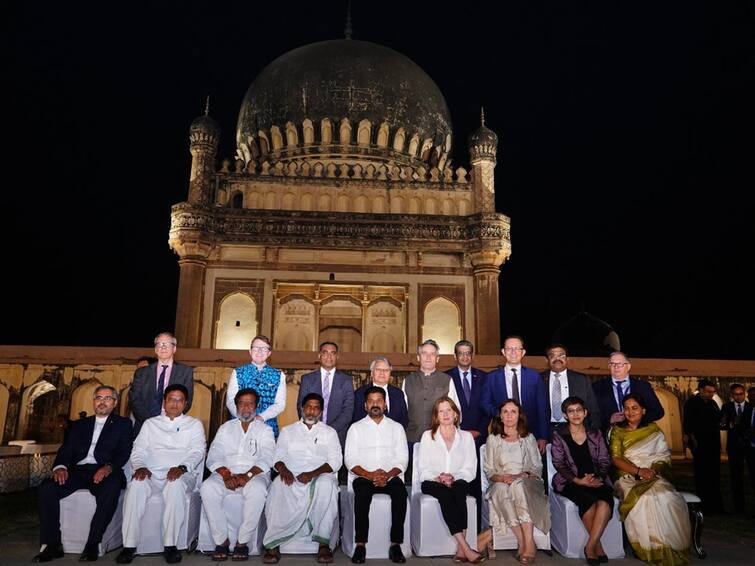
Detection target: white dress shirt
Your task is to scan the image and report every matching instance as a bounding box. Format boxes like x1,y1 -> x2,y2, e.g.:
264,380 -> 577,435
205,419 -> 275,475
226,367 -> 287,420
417,427 -> 477,483
505,364 -> 523,400
549,371 -> 570,422
273,421 -> 342,476
130,413 -> 206,478
54,416 -> 108,471
344,415 -> 408,480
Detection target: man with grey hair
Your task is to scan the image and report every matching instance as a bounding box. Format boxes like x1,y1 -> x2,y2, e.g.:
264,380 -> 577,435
130,332 -> 194,437
353,356 -> 408,427
34,385 -> 133,562
402,340 -> 460,445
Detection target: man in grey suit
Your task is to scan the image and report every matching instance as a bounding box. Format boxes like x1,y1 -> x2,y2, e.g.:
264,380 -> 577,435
541,344 -> 601,430
297,341 -> 355,448
129,332 -> 194,437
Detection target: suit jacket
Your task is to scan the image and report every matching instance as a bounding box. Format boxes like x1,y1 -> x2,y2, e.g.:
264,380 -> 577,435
54,414 -> 133,486
736,404 -> 755,450
481,366 -> 549,441
297,369 -> 355,446
721,400 -> 751,453
353,383 -> 409,428
130,361 -> 194,437
592,376 -> 664,431
683,394 -> 721,452
446,366 -> 489,443
540,369 -> 602,430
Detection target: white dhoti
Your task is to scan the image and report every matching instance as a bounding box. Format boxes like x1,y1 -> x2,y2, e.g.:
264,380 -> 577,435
263,474 -> 338,548
122,474 -> 195,547
200,473 -> 270,546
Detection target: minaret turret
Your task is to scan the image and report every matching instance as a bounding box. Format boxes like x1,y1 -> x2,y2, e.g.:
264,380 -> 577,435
468,108 -> 498,213
188,97 -> 220,205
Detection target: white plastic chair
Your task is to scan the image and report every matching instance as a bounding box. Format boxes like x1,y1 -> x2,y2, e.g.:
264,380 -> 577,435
545,444 -> 624,558
410,442 -> 477,556
197,491 -> 265,554
340,472 -> 412,559
479,444 -> 551,552
60,489 -> 125,555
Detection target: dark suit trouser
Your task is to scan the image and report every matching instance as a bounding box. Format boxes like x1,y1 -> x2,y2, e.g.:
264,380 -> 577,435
691,439 -> 724,512
746,447 -> 755,502
353,477 -> 407,544
421,480 -> 469,535
38,464 -> 122,546
727,446 -> 746,511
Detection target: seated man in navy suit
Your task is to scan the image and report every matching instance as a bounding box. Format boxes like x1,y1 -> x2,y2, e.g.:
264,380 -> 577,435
481,335 -> 549,453
353,356 -> 409,428
34,385 -> 133,562
445,339 -> 488,531
592,351 -> 664,432
297,341 -> 355,448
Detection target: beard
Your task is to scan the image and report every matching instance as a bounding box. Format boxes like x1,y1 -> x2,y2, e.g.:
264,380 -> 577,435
238,411 -> 255,423
302,415 -> 320,425
369,406 -> 384,417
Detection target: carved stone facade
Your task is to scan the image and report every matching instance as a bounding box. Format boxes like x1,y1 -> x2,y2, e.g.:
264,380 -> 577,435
171,39 -> 510,353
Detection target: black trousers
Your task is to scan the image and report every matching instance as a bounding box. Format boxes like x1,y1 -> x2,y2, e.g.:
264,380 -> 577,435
727,446 -> 747,512
691,439 -> 724,513
38,464 -> 122,547
421,480 -> 469,535
353,477 -> 407,544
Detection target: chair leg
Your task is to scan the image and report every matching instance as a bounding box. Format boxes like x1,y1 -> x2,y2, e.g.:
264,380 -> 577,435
687,502 -> 706,559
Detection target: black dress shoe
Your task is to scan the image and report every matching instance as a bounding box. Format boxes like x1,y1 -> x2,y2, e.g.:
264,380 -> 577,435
115,547 -> 136,564
33,544 -> 64,562
351,545 -> 366,564
389,544 -> 406,564
79,544 -> 99,561
163,546 -> 182,564
597,554 -> 608,563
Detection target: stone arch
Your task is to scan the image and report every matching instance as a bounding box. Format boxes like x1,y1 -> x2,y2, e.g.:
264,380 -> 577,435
458,198 -> 470,216
281,193 -> 296,210
357,119 -> 371,146
300,193 -> 314,211
422,297 -> 462,356
285,122 -> 298,147
216,188 -> 228,206
339,118 -> 352,145
18,380 -> 56,439
264,191 -> 277,209
247,191 -> 260,209
407,134 -> 420,157
655,388 -> 684,456
372,195 -> 387,213
215,292 -> 258,350
258,131 -> 270,155
230,191 -> 244,209
186,381 -> 211,438
319,296 -> 363,353
0,383 -> 9,444
425,197 -> 438,215
336,194 -> 350,212
365,298 -> 403,353
69,379 -> 103,420
390,195 -> 404,214
320,118 -> 333,144
354,195 -> 368,213
302,119 -> 315,145
393,128 -> 406,152
270,126 -> 283,151
318,194 -> 332,212
274,296 -> 316,351
442,198 -> 455,215
377,122 -> 390,148
409,197 -> 421,214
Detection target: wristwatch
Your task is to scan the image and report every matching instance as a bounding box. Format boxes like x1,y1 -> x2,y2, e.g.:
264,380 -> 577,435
177,465 -> 188,473
246,470 -> 254,478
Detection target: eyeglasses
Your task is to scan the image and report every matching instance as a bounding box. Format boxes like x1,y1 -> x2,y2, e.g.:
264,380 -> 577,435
608,362 -> 628,368
319,350 -> 337,356
251,346 -> 270,352
548,354 -> 566,360
565,408 -> 584,414
155,342 -> 176,348
94,395 -> 116,402
504,347 -> 523,353
372,368 -> 390,373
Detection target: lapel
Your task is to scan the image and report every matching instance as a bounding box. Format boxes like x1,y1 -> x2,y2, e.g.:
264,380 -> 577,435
144,362 -> 158,398
82,416 -> 96,448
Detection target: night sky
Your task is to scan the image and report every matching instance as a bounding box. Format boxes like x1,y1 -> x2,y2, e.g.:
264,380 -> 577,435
6,1 -> 754,359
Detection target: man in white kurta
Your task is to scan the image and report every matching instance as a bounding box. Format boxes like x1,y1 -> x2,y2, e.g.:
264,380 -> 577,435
116,384 -> 206,564
200,388 -> 275,558
262,393 -> 342,564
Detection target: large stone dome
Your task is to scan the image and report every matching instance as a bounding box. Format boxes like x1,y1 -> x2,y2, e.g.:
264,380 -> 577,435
236,40 -> 453,167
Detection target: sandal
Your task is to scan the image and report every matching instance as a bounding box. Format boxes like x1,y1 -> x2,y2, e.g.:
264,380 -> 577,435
212,544 -> 230,562
452,555 -> 468,563
262,548 -> 280,564
519,554 -> 536,564
232,544 -> 249,561
316,545 -> 333,564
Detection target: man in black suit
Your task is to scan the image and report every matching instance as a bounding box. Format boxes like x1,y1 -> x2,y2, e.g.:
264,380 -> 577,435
541,344 -> 601,431
34,385 -> 133,562
737,389 -> 755,518
684,379 -> 725,514
353,356 -> 408,428
130,332 -> 194,437
720,383 -> 750,513
445,339 -> 488,531
592,351 -> 664,432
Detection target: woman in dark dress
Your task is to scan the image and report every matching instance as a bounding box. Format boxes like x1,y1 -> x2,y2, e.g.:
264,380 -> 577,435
551,396 -> 614,566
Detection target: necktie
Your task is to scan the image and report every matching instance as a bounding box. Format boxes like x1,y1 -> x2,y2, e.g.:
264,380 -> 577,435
152,365 -> 168,415
510,368 -> 520,403
462,371 -> 472,404
322,371 -> 331,423
551,373 -> 562,421
615,381 -> 625,411
737,403 -> 742,416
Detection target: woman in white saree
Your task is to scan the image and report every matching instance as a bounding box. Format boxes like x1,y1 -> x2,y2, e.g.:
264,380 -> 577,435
609,393 -> 690,566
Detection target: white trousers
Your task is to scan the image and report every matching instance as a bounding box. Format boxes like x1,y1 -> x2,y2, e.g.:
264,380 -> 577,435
200,474 -> 270,546
122,474 -> 194,548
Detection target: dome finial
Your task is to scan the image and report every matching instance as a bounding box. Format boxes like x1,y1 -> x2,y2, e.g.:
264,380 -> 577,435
204,95 -> 210,117
344,0 -> 353,40
480,106 -> 485,127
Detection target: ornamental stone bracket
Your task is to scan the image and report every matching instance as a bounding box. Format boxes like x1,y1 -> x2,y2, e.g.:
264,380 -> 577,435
169,204 -> 511,255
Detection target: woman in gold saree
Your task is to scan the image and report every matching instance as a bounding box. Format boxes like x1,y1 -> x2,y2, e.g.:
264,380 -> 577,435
609,393 -> 690,566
